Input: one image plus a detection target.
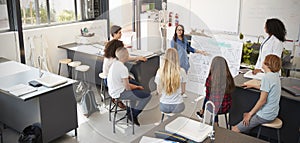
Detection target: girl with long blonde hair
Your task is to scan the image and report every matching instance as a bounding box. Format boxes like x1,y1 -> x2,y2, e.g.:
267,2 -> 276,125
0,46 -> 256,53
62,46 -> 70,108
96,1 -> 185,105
155,48 -> 187,114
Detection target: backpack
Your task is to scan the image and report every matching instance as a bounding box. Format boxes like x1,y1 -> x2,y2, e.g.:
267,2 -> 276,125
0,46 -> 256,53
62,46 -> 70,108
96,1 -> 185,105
80,90 -> 99,117
18,124 -> 42,143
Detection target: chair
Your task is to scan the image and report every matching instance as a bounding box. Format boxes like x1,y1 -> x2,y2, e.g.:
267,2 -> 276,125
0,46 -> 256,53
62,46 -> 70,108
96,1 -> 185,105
257,117 -> 282,143
109,98 -> 134,134
161,112 -> 175,123
67,61 -> 81,78
58,58 -> 72,76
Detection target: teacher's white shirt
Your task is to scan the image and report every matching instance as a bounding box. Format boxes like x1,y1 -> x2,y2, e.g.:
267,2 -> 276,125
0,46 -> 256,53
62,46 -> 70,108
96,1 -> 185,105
255,35 -> 283,69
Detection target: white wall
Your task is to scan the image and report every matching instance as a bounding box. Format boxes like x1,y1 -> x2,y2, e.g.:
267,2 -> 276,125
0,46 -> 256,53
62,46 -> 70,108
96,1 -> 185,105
0,32 -> 20,61
109,0 -> 133,30
0,20 -> 107,76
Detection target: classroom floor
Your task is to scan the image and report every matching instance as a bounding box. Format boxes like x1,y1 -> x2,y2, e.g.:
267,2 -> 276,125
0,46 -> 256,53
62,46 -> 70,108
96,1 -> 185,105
0,84 -> 231,143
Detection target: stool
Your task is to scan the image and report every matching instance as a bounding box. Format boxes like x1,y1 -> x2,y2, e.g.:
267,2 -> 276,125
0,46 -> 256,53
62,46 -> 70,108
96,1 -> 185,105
161,112 -> 175,123
75,65 -> 90,81
58,58 -> 71,75
99,73 -> 107,102
110,98 -> 134,134
218,113 -> 229,129
68,61 -> 81,78
257,117 -> 282,143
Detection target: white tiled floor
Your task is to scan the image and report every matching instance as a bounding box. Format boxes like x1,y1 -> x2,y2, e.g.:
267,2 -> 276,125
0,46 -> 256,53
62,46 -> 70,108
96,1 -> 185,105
0,86 -> 230,143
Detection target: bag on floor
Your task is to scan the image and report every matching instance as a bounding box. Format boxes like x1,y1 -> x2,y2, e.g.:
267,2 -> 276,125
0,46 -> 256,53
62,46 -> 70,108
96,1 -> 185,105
74,81 -> 88,102
80,90 -> 99,117
18,124 -> 42,143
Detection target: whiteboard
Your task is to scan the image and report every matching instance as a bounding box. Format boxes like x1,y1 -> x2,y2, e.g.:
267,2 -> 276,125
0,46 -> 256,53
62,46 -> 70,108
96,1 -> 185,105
186,36 -> 243,94
240,0 -> 300,40
190,0 -> 240,34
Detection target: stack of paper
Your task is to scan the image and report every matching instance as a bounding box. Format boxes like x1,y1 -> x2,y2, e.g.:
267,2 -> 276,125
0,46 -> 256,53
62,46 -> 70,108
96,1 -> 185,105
5,84 -> 37,97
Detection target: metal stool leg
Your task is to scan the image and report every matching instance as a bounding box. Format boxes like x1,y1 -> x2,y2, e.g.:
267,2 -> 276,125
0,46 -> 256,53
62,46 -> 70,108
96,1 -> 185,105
0,128 -> 3,143
100,79 -> 104,102
161,113 -> 165,123
277,129 -> 280,143
129,102 -> 134,135
113,99 -> 118,133
58,63 -> 62,75
257,126 -> 262,138
224,113 -> 229,129
109,97 -> 113,121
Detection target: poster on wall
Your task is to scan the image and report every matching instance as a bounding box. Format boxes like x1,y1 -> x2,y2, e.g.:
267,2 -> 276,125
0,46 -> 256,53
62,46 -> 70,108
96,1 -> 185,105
186,35 -> 243,95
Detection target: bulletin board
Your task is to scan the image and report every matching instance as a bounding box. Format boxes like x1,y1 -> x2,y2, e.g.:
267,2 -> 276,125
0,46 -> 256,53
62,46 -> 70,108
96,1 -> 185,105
239,0 -> 300,40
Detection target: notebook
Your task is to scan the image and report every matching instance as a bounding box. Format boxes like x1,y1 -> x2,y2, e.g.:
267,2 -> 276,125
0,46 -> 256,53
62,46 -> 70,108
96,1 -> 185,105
165,117 -> 212,142
281,78 -> 300,96
5,84 -> 37,97
35,75 -> 67,88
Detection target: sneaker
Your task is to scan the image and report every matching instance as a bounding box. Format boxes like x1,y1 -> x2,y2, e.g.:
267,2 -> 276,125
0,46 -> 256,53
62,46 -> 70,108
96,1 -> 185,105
128,114 -> 140,126
181,93 -> 188,98
112,99 -> 126,110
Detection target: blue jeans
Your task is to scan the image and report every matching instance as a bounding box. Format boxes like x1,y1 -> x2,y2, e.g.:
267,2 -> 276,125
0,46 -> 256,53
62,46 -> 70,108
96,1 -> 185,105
120,90 -> 151,117
160,102 -> 185,113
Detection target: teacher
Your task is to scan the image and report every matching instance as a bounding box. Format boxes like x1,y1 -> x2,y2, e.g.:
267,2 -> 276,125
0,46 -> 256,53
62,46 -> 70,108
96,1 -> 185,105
252,18 -> 286,74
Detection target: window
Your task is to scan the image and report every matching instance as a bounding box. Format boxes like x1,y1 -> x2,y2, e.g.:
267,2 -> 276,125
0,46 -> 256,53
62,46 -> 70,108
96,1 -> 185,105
18,0 -> 100,27
49,0 -> 76,23
0,0 -> 9,30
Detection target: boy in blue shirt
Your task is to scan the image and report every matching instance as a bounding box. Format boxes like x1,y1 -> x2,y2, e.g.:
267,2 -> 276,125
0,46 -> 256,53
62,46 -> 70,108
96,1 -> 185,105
232,54 -> 282,133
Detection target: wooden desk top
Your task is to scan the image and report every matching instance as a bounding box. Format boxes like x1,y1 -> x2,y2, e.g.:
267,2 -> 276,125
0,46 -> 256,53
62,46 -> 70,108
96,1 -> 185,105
132,114 -> 267,143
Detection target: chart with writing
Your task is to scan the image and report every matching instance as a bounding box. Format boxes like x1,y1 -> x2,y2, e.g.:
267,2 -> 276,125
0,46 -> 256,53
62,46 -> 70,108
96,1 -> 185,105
186,35 -> 243,94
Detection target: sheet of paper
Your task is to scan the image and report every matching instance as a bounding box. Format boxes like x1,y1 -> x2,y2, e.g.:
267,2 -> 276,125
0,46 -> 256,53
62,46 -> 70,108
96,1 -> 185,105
129,50 -> 154,57
243,70 -> 265,80
4,84 -> 37,97
139,136 -> 177,143
69,45 -> 103,55
0,61 -> 31,78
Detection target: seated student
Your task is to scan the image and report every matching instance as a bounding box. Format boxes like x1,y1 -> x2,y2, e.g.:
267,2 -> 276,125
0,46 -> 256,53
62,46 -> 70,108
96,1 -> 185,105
196,56 -> 235,125
103,39 -> 147,83
155,48 -> 186,114
232,54 -> 282,133
107,47 -> 151,126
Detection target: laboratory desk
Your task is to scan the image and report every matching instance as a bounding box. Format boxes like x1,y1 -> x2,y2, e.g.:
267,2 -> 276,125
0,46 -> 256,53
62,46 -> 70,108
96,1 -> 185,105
229,74 -> 300,143
0,57 -> 78,143
58,43 -> 161,93
132,114 -> 267,143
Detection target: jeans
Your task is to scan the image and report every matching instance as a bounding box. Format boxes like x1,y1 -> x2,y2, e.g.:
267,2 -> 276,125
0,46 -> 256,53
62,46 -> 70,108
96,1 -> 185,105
120,90 -> 151,117
160,102 -> 185,113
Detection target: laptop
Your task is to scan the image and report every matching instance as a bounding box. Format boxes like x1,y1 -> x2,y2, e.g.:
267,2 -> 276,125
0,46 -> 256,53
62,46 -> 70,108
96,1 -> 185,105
281,78 -> 300,96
